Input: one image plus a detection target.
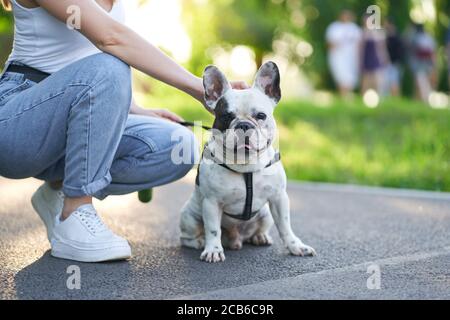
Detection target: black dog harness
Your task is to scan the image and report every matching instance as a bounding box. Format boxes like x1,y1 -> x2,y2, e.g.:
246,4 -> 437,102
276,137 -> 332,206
196,147 -> 281,221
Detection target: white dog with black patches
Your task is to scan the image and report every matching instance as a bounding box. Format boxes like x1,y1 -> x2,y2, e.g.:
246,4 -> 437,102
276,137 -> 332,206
180,62 -> 316,263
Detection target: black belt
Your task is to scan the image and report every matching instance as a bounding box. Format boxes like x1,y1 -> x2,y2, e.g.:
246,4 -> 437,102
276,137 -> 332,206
5,64 -> 50,83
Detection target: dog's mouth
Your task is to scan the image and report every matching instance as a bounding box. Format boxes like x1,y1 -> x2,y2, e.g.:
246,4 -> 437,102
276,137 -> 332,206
234,137 -> 270,154
234,135 -> 252,150
217,125 -> 273,154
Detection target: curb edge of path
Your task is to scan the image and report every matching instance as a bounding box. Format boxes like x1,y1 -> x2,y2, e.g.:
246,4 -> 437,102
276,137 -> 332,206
287,181 -> 450,201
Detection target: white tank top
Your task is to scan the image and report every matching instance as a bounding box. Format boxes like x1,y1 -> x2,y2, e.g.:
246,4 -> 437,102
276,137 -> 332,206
6,0 -> 126,74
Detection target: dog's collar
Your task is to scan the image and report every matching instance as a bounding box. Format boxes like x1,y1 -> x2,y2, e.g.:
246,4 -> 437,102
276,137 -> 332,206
196,146 -> 281,221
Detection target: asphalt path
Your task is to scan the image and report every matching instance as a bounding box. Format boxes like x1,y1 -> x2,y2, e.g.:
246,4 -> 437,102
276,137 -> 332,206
1,174 -> 449,300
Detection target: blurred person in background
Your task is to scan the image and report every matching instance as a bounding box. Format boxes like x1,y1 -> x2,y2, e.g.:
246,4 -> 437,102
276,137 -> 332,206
326,10 -> 362,98
409,24 -> 437,102
384,18 -> 405,96
360,14 -> 389,96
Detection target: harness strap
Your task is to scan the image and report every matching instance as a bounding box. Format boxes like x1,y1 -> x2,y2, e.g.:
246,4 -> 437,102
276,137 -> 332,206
243,173 -> 253,220
225,172 -> 255,221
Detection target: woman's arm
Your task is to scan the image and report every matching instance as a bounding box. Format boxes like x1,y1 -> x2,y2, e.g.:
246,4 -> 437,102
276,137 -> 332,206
36,0 -> 205,102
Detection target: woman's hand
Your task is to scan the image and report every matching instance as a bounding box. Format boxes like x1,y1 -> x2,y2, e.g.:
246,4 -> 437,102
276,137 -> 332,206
230,81 -> 250,90
130,100 -> 184,123
144,108 -> 184,123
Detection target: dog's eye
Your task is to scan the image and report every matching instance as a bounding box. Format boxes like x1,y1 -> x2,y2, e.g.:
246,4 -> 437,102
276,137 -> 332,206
256,113 -> 267,121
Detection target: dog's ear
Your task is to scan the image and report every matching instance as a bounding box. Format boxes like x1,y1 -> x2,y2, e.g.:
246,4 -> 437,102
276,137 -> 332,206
203,65 -> 231,111
254,61 -> 281,104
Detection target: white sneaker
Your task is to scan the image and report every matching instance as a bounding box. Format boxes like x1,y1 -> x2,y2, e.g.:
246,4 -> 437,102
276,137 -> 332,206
31,182 -> 65,241
51,204 -> 131,263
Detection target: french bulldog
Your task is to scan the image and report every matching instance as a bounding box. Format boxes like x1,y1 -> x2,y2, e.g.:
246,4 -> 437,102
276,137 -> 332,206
180,61 -> 316,263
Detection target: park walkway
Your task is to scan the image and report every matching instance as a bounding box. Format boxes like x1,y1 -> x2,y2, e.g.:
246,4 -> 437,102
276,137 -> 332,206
0,173 -> 449,300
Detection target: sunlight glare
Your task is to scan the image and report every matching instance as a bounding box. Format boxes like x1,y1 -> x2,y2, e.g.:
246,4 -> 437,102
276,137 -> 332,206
428,92 -> 449,109
363,89 -> 380,108
230,46 -> 257,77
124,0 -> 192,63
410,0 -> 436,23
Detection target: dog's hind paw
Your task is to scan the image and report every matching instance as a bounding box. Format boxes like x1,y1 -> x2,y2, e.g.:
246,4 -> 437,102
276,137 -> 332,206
200,246 -> 226,263
181,237 -> 205,250
228,239 -> 243,251
287,238 -> 316,257
250,233 -> 273,246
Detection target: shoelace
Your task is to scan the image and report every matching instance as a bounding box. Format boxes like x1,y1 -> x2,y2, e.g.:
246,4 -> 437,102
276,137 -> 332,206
76,207 -> 108,234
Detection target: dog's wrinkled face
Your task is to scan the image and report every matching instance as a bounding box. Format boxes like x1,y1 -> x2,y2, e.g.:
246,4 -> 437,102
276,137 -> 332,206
203,62 -> 281,155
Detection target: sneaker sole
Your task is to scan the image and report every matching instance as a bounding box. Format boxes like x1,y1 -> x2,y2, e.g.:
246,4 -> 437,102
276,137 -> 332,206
31,188 -> 56,242
51,240 -> 132,263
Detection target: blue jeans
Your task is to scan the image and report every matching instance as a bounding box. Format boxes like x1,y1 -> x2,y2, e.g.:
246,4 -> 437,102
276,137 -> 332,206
0,53 -> 198,199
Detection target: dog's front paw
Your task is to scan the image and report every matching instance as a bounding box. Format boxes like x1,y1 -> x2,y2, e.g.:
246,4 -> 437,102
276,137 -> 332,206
200,246 -> 226,263
286,238 -> 316,257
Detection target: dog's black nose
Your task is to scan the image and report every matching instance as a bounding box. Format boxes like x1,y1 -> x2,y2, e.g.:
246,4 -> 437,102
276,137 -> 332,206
235,122 -> 255,132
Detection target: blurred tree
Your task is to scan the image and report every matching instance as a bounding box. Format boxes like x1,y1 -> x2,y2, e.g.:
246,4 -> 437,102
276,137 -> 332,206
181,0 -> 218,75
435,0 -> 450,45
212,0 -> 288,68
182,0 -> 289,73
435,0 -> 450,91
0,7 -> 13,66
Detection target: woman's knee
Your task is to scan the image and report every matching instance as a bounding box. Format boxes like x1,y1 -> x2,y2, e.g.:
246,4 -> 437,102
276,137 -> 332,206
78,53 -> 132,107
78,53 -> 130,81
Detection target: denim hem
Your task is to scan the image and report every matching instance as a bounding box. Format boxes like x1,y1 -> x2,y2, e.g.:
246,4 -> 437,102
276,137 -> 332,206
93,188 -> 111,201
63,172 -> 112,197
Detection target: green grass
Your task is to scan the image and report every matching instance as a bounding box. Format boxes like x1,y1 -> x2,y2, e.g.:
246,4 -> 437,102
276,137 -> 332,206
141,86 -> 450,192
277,98 -> 450,191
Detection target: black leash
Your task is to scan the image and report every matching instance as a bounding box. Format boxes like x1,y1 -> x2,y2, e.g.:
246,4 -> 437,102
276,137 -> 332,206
178,121 -> 212,131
